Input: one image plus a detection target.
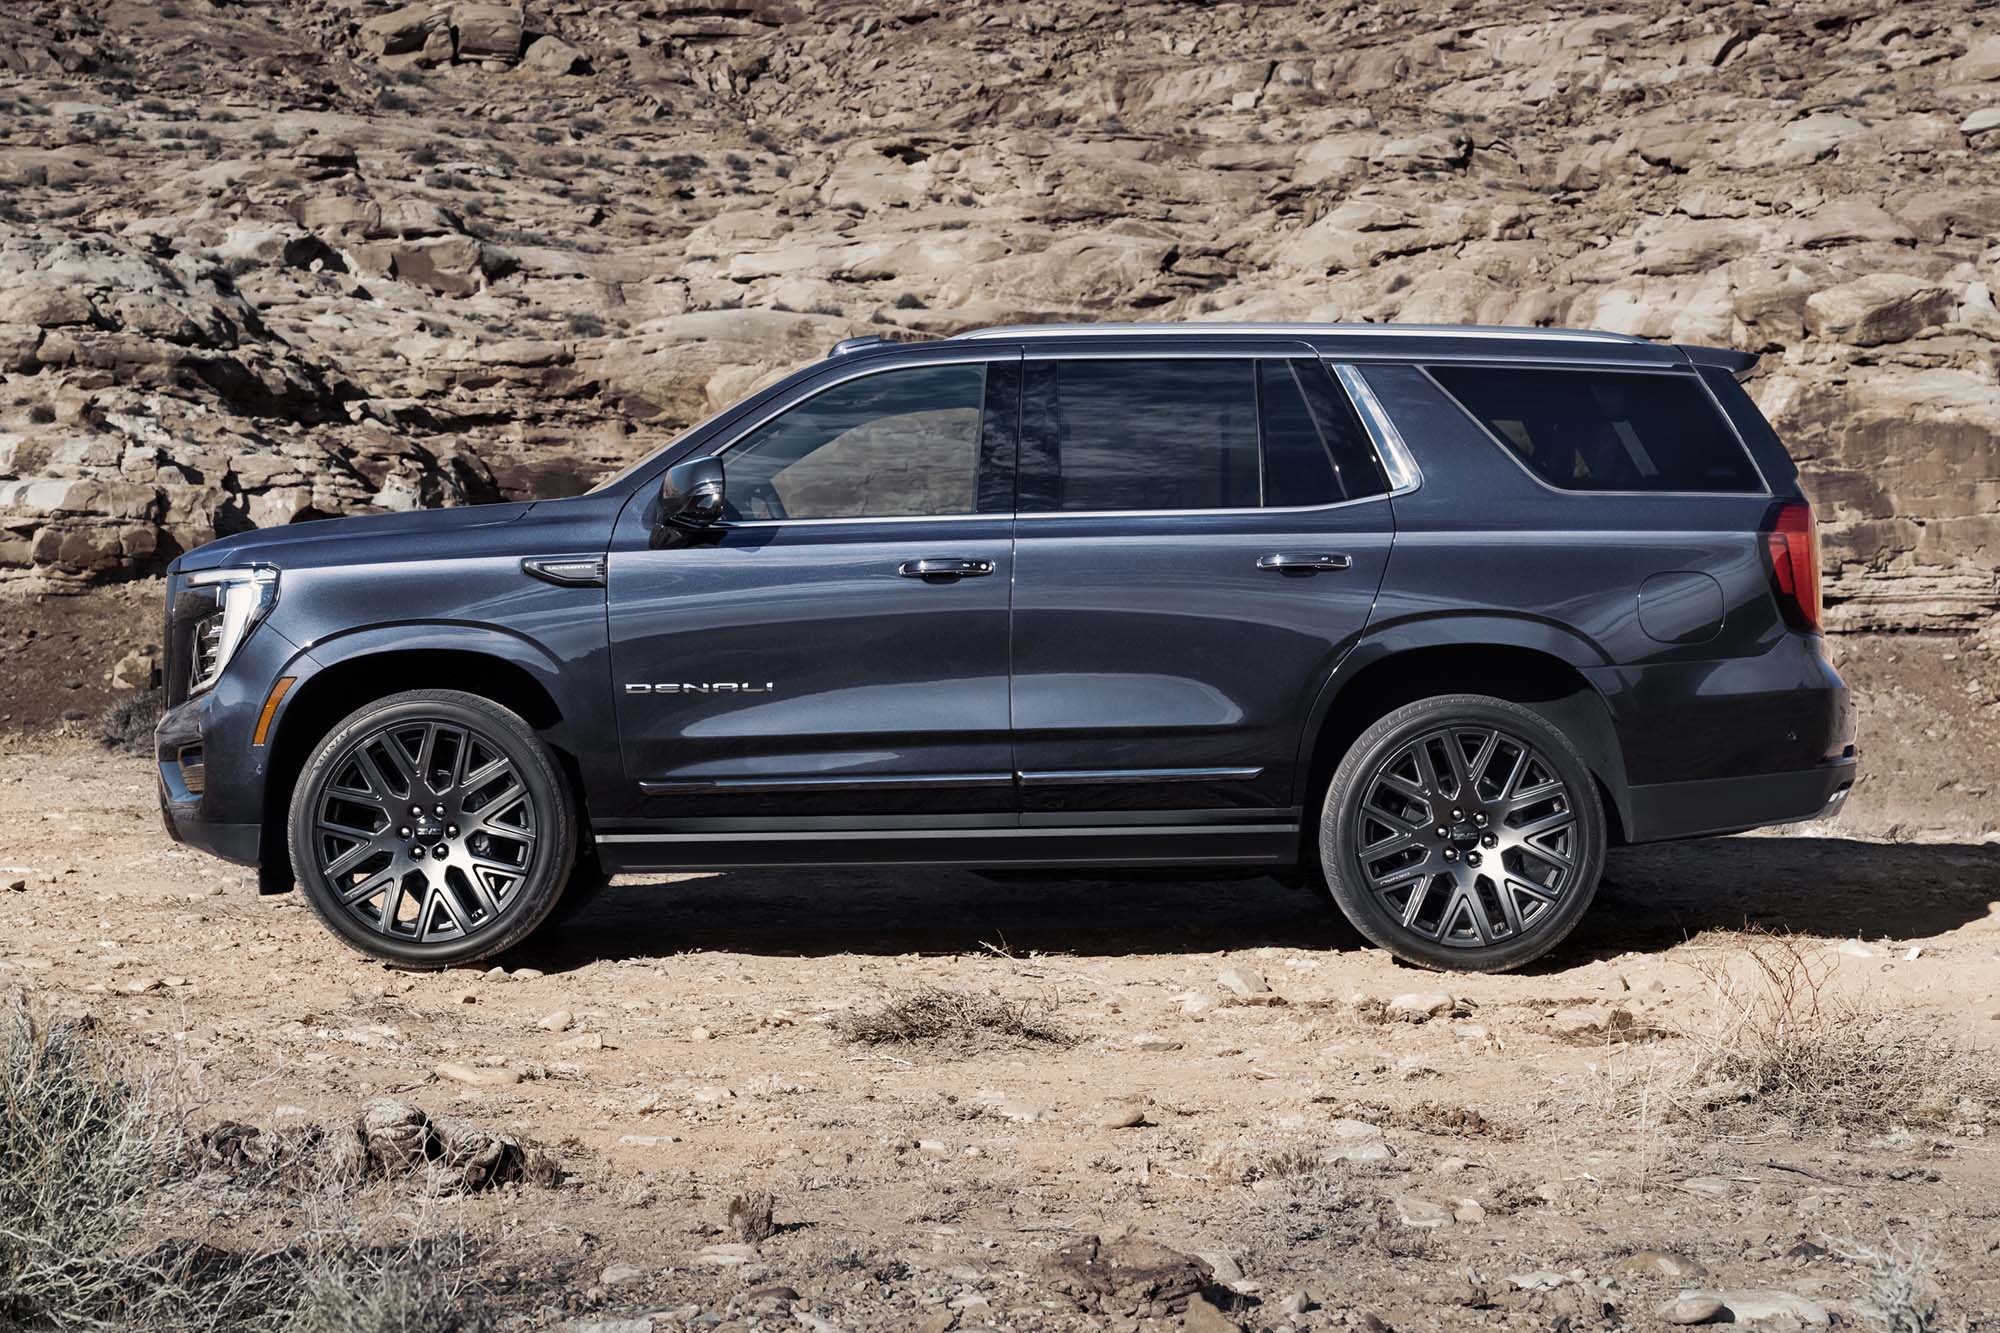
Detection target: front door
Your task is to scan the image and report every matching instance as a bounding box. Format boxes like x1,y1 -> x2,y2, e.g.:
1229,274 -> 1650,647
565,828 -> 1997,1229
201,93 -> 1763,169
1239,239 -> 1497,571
605,354 -> 1020,832
1008,348 -> 1395,824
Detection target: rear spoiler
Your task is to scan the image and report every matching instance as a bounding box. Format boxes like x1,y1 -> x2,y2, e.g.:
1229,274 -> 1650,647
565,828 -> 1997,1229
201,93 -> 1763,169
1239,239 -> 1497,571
1676,344 -> 1760,381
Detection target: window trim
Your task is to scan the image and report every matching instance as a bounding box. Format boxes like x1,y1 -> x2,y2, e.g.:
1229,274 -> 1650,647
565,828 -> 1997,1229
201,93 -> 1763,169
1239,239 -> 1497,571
1418,362 -> 1771,499
709,355 -> 1011,528
1012,348 -> 1400,520
699,348 -> 1422,527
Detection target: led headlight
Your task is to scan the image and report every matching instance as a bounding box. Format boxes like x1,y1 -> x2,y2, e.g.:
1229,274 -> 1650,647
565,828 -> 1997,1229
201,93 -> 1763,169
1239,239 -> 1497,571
185,566 -> 279,696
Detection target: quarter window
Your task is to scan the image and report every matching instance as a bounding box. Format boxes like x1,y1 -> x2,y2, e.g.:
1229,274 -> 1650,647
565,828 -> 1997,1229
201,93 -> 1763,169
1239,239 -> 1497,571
722,364 -> 988,520
1429,365 -> 1761,493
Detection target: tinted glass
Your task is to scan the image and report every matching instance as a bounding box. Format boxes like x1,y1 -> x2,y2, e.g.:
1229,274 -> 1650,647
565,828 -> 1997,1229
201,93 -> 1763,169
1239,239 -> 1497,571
1430,366 -> 1761,493
1021,359 -> 1259,512
1260,359 -> 1339,507
722,364 -> 988,520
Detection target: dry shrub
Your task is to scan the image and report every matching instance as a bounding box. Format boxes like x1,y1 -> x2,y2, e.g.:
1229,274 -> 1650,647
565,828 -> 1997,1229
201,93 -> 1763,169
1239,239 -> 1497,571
1833,1232 -> 1953,1333
99,692 -> 162,754
1679,931 -> 1991,1136
0,1002 -> 484,1331
0,1004 -> 190,1327
836,986 -> 1073,1052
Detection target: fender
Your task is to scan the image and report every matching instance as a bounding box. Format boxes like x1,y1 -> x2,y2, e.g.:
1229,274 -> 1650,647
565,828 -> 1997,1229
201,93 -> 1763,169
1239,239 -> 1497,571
275,620 -> 608,764
1288,611 -> 1632,830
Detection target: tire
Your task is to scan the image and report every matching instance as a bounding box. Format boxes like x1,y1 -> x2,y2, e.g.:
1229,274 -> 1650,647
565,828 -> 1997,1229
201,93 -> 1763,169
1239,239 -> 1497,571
1319,694 -> 1605,973
288,689 -> 577,969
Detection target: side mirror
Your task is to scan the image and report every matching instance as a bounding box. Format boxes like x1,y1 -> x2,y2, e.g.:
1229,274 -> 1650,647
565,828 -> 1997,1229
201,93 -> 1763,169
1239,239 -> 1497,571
659,456 -> 726,531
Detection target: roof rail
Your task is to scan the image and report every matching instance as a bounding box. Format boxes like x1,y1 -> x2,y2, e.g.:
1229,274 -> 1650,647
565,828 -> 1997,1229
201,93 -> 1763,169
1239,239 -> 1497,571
948,321 -> 1648,345
828,330 -> 938,358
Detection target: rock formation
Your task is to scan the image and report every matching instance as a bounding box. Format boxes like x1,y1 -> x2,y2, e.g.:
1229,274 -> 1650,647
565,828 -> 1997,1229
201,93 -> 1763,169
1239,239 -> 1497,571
0,0 -> 1993,642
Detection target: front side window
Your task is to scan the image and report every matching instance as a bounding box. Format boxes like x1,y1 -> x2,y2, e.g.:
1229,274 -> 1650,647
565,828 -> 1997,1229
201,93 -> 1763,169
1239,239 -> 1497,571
722,364 -> 988,520
1429,365 -> 1762,493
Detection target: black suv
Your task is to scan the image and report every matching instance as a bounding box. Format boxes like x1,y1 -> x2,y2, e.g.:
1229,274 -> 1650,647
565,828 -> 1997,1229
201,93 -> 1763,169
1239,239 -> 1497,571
156,323 -> 1853,973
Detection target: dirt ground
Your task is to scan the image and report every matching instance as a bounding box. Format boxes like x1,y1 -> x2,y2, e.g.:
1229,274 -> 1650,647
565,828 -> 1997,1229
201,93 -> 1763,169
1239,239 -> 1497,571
2,731 -> 1998,1330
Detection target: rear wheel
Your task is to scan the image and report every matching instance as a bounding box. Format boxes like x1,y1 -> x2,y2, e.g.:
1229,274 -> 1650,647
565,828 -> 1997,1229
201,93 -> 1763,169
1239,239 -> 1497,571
1319,694 -> 1605,973
288,689 -> 576,968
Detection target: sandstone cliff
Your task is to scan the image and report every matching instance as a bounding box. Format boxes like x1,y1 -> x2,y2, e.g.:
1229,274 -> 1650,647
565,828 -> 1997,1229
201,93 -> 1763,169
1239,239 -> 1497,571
0,0 -> 1995,645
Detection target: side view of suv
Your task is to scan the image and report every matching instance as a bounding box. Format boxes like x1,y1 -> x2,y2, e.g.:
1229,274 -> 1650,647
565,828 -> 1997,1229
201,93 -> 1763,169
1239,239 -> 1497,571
156,323 -> 1854,973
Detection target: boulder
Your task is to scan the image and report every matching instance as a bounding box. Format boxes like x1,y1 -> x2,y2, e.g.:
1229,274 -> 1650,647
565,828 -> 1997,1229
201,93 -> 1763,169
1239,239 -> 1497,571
1803,274 -> 1954,346
523,34 -> 588,74
357,3 -> 450,59
453,3 -> 523,61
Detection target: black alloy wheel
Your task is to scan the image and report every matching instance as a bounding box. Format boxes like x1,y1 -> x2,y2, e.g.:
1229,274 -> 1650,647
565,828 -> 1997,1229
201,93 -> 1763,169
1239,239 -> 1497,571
1320,694 -> 1606,973
289,689 -> 576,968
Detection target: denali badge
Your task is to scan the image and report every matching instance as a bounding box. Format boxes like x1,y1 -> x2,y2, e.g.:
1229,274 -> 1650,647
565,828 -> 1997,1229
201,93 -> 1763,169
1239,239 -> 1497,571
625,682 -> 775,695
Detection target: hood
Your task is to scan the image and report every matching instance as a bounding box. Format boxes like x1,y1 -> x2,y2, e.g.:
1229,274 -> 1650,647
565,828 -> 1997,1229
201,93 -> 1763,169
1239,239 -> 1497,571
171,502 -> 538,573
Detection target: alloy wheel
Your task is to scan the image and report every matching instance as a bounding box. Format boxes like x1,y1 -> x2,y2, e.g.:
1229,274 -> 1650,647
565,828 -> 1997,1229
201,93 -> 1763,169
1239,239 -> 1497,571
1351,723 -> 1579,949
310,718 -> 541,945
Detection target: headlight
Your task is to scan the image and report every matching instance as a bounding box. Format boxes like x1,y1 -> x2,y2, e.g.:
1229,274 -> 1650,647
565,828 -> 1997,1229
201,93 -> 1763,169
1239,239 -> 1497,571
185,566 -> 279,696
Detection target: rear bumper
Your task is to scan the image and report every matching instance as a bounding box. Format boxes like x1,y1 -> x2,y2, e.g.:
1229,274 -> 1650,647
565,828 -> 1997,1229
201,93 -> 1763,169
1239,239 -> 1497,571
1624,752 -> 1856,844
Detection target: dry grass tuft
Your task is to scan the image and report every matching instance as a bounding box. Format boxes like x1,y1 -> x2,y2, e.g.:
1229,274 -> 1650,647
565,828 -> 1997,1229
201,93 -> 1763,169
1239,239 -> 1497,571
836,986 -> 1074,1052
1678,931 -> 1991,1135
0,1001 -> 489,1331
1834,1232 -> 1953,1333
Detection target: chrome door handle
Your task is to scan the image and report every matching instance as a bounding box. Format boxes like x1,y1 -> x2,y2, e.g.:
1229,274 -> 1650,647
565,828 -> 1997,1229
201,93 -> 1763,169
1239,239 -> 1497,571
1257,553 -> 1353,572
899,557 -> 995,580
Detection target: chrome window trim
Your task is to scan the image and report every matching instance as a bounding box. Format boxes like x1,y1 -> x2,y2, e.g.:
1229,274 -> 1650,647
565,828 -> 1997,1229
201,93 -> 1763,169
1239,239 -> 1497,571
1416,364 -> 1772,500
1327,362 -> 1422,498
954,322 -> 1647,345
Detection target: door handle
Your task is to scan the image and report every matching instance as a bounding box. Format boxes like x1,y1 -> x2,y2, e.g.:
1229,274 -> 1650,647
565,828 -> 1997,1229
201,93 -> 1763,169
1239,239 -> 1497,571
898,557 -> 995,580
1257,553 -> 1353,572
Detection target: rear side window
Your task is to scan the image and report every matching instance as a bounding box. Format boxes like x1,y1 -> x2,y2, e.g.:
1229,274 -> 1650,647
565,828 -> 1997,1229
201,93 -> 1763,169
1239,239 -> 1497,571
1021,359 -> 1261,512
1018,357 -> 1389,512
1428,366 -> 1762,493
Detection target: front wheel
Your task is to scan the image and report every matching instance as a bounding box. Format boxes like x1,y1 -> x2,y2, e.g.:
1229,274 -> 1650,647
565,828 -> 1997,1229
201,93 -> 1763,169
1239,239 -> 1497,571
288,689 -> 577,968
1319,694 -> 1605,973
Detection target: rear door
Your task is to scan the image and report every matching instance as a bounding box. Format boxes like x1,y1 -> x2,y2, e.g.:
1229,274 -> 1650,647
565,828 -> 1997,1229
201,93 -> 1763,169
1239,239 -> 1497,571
604,352 -> 1021,825
1008,343 -> 1395,823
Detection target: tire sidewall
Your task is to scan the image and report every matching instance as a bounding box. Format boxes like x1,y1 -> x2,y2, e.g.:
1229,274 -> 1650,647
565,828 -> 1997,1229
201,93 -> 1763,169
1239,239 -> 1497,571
289,690 -> 576,968
1319,695 -> 1605,973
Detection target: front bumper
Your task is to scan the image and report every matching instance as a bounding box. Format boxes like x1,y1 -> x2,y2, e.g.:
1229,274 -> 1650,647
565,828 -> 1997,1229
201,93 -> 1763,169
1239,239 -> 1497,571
155,692 -> 262,865
153,616 -> 308,871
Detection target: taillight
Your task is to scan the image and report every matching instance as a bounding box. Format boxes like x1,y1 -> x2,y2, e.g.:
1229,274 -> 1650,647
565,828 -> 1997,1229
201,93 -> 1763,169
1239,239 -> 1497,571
1762,499 -> 1822,634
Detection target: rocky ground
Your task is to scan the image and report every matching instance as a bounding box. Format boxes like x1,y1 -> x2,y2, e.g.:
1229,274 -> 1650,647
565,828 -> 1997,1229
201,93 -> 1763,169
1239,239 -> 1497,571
2,741 -> 1999,1330
4,0 -> 2000,1328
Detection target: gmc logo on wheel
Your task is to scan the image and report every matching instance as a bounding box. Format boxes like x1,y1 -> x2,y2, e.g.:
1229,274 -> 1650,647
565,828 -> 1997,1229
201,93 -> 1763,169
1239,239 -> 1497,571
625,682 -> 775,695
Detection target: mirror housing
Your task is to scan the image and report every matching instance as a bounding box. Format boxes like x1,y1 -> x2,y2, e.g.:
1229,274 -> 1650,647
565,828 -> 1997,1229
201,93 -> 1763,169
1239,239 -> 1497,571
659,456 -> 726,531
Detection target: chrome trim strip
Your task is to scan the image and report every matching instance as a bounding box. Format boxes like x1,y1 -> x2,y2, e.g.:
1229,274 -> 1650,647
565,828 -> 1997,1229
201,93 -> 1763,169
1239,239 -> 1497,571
1414,364 -> 1772,500
1016,766 -> 1264,786
598,823 -> 1300,844
1330,363 -> 1423,497
952,322 -> 1647,345
640,772 -> 1013,795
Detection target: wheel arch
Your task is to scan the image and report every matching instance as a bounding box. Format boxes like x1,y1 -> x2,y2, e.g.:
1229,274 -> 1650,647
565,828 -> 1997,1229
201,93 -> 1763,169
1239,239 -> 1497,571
1295,628 -> 1632,859
260,635 -> 589,893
